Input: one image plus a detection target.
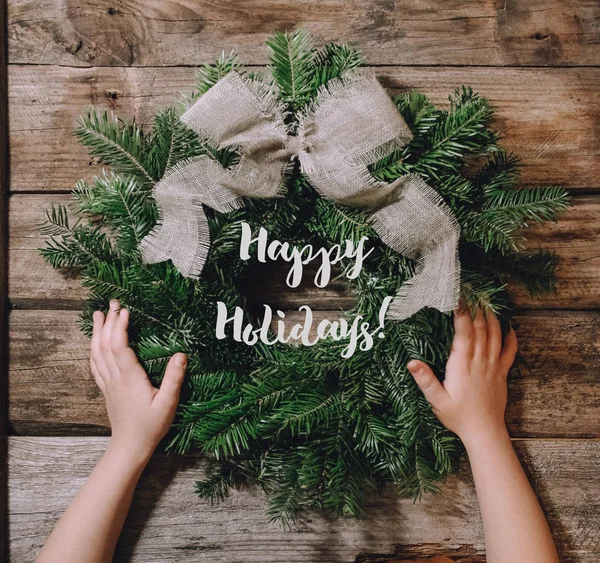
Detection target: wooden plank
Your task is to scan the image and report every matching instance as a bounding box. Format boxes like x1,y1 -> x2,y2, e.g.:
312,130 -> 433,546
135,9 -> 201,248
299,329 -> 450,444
8,308 -> 600,437
8,194 -> 87,308
0,0 -> 9,559
7,65 -> 600,193
8,310 -> 108,435
9,193 -> 600,311
6,0 -> 600,68
8,437 -> 600,562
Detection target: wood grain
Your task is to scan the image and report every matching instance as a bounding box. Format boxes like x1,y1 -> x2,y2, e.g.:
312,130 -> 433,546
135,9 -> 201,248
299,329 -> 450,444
9,193 -> 600,310
6,0 -> 600,68
8,194 -> 88,308
8,437 -> 600,562
7,65 -> 600,192
8,309 -> 600,437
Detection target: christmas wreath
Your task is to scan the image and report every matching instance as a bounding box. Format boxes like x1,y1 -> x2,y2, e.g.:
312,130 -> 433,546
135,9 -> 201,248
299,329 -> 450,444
41,31 -> 569,523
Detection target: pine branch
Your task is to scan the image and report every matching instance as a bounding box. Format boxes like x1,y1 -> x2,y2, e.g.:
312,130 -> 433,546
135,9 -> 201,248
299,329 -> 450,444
73,174 -> 157,253
374,87 -> 497,182
40,205 -> 119,270
195,467 -> 235,504
194,51 -> 242,97
465,186 -> 570,253
481,249 -> 559,297
460,269 -> 509,315
75,109 -> 156,185
311,42 -> 364,92
267,30 -> 315,109
148,107 -> 207,177
395,90 -> 438,134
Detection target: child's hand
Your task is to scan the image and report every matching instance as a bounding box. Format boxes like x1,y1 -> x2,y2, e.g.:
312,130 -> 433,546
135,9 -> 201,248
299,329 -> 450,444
407,307 -> 517,447
91,299 -> 188,463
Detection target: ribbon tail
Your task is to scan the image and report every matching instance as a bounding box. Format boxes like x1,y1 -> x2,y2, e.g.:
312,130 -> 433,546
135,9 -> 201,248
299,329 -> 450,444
370,174 -> 460,320
140,156 -> 243,279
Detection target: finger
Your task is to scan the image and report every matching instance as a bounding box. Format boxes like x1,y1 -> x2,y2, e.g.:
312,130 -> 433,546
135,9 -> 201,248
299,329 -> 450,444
153,353 -> 187,414
91,310 -> 104,356
451,308 -> 473,358
109,307 -> 140,373
499,327 -> 518,373
486,309 -> 502,362
407,360 -> 449,411
91,310 -> 110,380
101,299 -> 121,349
101,299 -> 122,374
111,306 -> 129,348
472,308 -> 488,360
90,357 -> 106,392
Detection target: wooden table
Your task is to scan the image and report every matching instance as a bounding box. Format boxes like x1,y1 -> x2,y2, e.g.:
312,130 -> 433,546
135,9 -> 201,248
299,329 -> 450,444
2,1 -> 600,561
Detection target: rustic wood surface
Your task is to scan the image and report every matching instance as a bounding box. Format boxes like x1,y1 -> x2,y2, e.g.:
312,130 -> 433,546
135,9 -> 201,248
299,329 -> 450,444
5,0 -> 600,561
8,65 -> 600,192
7,309 -> 600,438
6,0 -> 600,68
8,437 -> 600,563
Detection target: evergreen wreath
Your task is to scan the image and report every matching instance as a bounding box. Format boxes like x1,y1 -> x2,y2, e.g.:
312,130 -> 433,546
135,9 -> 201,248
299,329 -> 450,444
41,30 -> 569,524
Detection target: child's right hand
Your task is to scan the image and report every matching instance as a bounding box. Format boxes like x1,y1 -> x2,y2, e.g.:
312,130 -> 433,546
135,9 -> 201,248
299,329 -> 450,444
407,307 -> 518,447
91,299 -> 188,464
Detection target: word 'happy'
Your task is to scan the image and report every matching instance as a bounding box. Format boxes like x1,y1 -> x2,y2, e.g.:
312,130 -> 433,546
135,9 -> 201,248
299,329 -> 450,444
239,222 -> 373,287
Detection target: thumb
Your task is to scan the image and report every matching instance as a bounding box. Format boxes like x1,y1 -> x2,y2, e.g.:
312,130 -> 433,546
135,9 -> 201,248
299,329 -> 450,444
407,360 -> 448,410
154,353 -> 187,413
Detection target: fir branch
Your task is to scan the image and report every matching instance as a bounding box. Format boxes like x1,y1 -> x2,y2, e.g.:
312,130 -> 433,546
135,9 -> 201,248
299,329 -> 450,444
195,467 -> 236,504
311,42 -> 364,92
465,186 -> 570,253
395,90 -> 438,133
73,174 -> 156,252
375,88 -> 497,182
75,109 -> 156,185
460,269 -> 509,315
194,51 -> 242,97
40,205 -> 119,270
148,107 -> 207,177
267,30 -> 315,109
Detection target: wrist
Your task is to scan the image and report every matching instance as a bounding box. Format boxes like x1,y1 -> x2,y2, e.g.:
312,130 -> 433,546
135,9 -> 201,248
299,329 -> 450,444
459,423 -> 511,453
106,436 -> 156,471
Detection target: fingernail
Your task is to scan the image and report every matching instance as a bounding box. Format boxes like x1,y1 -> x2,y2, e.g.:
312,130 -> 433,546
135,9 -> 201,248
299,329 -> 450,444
175,353 -> 187,367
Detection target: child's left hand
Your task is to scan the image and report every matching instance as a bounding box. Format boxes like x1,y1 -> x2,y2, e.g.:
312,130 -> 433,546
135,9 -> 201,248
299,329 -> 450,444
91,299 -> 188,463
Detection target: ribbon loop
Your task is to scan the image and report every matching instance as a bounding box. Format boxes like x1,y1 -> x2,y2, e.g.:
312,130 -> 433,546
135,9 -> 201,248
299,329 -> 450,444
140,71 -> 461,319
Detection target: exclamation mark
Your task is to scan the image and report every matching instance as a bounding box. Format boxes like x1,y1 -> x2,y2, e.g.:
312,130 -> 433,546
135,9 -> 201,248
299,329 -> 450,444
378,296 -> 394,339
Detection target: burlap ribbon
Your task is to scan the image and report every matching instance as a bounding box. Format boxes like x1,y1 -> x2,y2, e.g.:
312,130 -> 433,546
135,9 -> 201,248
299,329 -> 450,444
140,71 -> 460,320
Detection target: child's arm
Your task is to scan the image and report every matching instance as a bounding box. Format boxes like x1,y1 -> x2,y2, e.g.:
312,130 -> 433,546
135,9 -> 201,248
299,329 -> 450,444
36,299 -> 188,563
407,308 -> 559,563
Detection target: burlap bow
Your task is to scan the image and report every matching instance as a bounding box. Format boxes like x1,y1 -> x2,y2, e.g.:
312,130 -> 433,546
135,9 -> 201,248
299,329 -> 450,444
140,71 -> 460,320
